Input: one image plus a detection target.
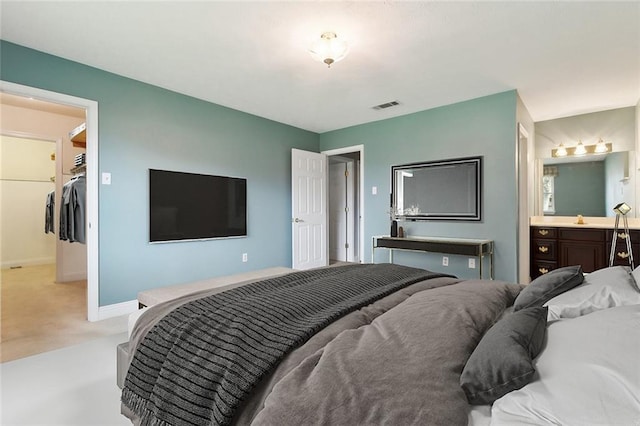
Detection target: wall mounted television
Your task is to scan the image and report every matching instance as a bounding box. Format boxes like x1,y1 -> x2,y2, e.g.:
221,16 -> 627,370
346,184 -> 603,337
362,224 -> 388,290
149,169 -> 247,243
391,156 -> 482,221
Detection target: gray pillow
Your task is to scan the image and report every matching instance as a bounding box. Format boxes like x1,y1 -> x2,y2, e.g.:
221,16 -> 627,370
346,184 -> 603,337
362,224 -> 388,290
514,266 -> 583,311
460,306 -> 548,405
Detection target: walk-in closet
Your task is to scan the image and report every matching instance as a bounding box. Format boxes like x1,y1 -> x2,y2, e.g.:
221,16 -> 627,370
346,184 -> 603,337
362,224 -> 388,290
0,93 -> 90,361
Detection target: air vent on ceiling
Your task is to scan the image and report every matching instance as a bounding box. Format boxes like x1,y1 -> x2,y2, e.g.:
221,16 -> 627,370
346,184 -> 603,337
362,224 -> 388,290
372,100 -> 400,110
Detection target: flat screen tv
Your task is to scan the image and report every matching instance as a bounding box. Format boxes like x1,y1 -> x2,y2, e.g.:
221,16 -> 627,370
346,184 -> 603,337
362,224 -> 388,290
149,169 -> 247,242
391,156 -> 482,221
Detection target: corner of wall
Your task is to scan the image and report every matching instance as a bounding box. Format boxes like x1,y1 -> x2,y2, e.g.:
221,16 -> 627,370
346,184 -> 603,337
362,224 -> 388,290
635,100 -> 640,217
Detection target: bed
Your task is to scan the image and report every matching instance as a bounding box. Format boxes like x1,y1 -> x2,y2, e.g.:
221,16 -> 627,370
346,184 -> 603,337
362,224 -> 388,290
119,262 -> 640,426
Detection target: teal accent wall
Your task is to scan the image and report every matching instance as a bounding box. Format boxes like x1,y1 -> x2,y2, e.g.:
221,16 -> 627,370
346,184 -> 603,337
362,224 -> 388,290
320,91 -> 519,282
1,41 -> 319,305
552,161 -> 605,216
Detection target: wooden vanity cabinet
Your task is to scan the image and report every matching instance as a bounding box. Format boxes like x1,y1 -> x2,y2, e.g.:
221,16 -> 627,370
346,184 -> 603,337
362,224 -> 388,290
530,227 -> 558,278
530,226 -> 632,279
557,228 -> 606,273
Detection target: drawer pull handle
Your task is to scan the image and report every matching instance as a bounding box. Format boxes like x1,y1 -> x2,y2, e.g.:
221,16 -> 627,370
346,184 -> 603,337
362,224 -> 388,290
538,246 -> 549,253
539,267 -> 549,274
538,230 -> 549,236
617,252 -> 630,259
617,232 -> 628,239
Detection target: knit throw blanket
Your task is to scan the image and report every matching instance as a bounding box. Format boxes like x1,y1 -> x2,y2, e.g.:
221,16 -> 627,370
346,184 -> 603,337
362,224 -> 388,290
121,263 -> 449,426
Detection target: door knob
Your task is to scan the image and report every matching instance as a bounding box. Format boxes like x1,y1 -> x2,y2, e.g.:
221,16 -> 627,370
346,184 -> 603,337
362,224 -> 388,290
293,218 -> 304,223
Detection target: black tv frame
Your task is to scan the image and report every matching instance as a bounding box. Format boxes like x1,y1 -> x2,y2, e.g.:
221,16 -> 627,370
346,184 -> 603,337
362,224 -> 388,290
391,156 -> 482,222
149,169 -> 247,243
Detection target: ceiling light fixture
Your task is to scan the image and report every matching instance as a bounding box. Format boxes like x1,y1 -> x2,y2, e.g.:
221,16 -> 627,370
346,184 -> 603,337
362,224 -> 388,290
308,32 -> 349,68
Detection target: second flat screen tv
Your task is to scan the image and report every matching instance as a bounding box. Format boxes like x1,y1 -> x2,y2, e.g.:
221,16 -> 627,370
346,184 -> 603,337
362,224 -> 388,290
149,169 -> 247,242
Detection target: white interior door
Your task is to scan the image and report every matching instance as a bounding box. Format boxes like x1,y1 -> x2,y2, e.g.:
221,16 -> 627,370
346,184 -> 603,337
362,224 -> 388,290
329,162 -> 347,262
345,161 -> 356,262
292,149 -> 328,270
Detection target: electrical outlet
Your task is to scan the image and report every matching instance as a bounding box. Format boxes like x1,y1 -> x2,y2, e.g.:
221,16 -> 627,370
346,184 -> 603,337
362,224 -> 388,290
468,258 -> 476,269
242,253 -> 248,262
442,256 -> 449,266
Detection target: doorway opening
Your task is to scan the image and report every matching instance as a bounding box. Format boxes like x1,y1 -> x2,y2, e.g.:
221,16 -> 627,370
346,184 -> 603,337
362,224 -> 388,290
1,81 -> 100,321
517,123 -> 531,284
323,146 -> 363,265
0,93 -> 97,360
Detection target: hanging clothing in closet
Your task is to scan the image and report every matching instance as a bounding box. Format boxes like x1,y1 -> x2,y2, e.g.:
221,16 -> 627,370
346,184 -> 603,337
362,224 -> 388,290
59,174 -> 86,244
45,190 -> 55,234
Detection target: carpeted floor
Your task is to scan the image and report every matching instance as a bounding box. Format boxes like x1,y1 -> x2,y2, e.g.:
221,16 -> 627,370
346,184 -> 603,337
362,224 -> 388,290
1,264 -> 127,362
1,332 -> 130,425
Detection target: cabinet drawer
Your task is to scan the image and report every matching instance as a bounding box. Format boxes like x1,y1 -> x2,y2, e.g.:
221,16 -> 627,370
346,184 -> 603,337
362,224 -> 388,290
531,227 -> 557,239
606,229 -> 640,243
531,239 -> 556,260
530,260 -> 557,279
558,228 -> 605,242
608,243 -> 639,266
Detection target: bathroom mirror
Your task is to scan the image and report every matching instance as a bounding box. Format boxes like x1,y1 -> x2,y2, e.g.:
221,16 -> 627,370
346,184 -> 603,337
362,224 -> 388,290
539,151 -> 634,217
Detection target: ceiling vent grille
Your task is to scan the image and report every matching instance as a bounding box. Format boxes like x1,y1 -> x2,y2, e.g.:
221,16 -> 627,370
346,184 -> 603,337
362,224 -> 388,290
372,101 -> 400,110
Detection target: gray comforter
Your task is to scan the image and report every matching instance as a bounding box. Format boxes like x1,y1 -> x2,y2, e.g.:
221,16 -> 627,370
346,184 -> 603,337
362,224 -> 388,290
123,265 -> 521,426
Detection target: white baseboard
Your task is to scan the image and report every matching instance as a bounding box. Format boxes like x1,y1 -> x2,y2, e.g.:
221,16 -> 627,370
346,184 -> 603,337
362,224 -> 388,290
59,271 -> 88,282
94,299 -> 138,322
1,257 -> 55,269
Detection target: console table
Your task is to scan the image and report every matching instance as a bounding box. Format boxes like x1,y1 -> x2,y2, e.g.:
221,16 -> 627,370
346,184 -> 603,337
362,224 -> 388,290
372,236 -> 494,279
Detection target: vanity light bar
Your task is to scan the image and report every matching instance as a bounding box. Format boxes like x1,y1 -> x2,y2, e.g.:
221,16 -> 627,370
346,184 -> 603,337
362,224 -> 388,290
552,142 -> 612,158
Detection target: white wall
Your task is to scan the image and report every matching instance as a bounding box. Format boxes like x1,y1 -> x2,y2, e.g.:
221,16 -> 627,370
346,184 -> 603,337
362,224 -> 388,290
1,103 -> 87,280
636,101 -> 640,216
605,151 -> 634,216
0,135 -> 56,267
535,107 -> 636,159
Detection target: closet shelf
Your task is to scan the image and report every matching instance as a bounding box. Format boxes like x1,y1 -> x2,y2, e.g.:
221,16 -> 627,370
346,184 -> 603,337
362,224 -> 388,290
69,122 -> 86,148
70,164 -> 87,175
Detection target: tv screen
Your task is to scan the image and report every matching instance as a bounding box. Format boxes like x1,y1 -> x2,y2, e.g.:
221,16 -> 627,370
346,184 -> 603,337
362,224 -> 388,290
149,169 -> 247,242
392,156 -> 482,221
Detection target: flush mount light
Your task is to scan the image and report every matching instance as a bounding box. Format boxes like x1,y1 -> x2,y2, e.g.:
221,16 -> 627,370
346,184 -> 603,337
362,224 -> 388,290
308,32 -> 349,68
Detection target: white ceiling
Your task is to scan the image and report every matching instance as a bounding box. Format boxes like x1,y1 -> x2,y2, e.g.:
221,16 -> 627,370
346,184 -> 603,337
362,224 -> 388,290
1,1 -> 638,133
0,92 -> 86,118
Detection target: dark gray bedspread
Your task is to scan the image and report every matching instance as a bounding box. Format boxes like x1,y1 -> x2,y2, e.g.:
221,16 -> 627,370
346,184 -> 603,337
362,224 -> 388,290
122,266 -> 521,426
122,263 -> 454,426
245,278 -> 521,426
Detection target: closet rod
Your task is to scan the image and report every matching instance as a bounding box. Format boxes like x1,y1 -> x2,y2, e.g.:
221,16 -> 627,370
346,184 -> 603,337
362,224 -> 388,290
0,178 -> 55,183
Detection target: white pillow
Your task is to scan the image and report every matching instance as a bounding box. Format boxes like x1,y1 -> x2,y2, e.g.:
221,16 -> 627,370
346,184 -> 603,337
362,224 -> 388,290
490,304 -> 640,425
544,266 -> 640,321
632,265 -> 640,291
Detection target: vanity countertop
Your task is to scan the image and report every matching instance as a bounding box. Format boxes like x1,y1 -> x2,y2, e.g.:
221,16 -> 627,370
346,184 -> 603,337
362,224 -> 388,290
530,216 -> 640,230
